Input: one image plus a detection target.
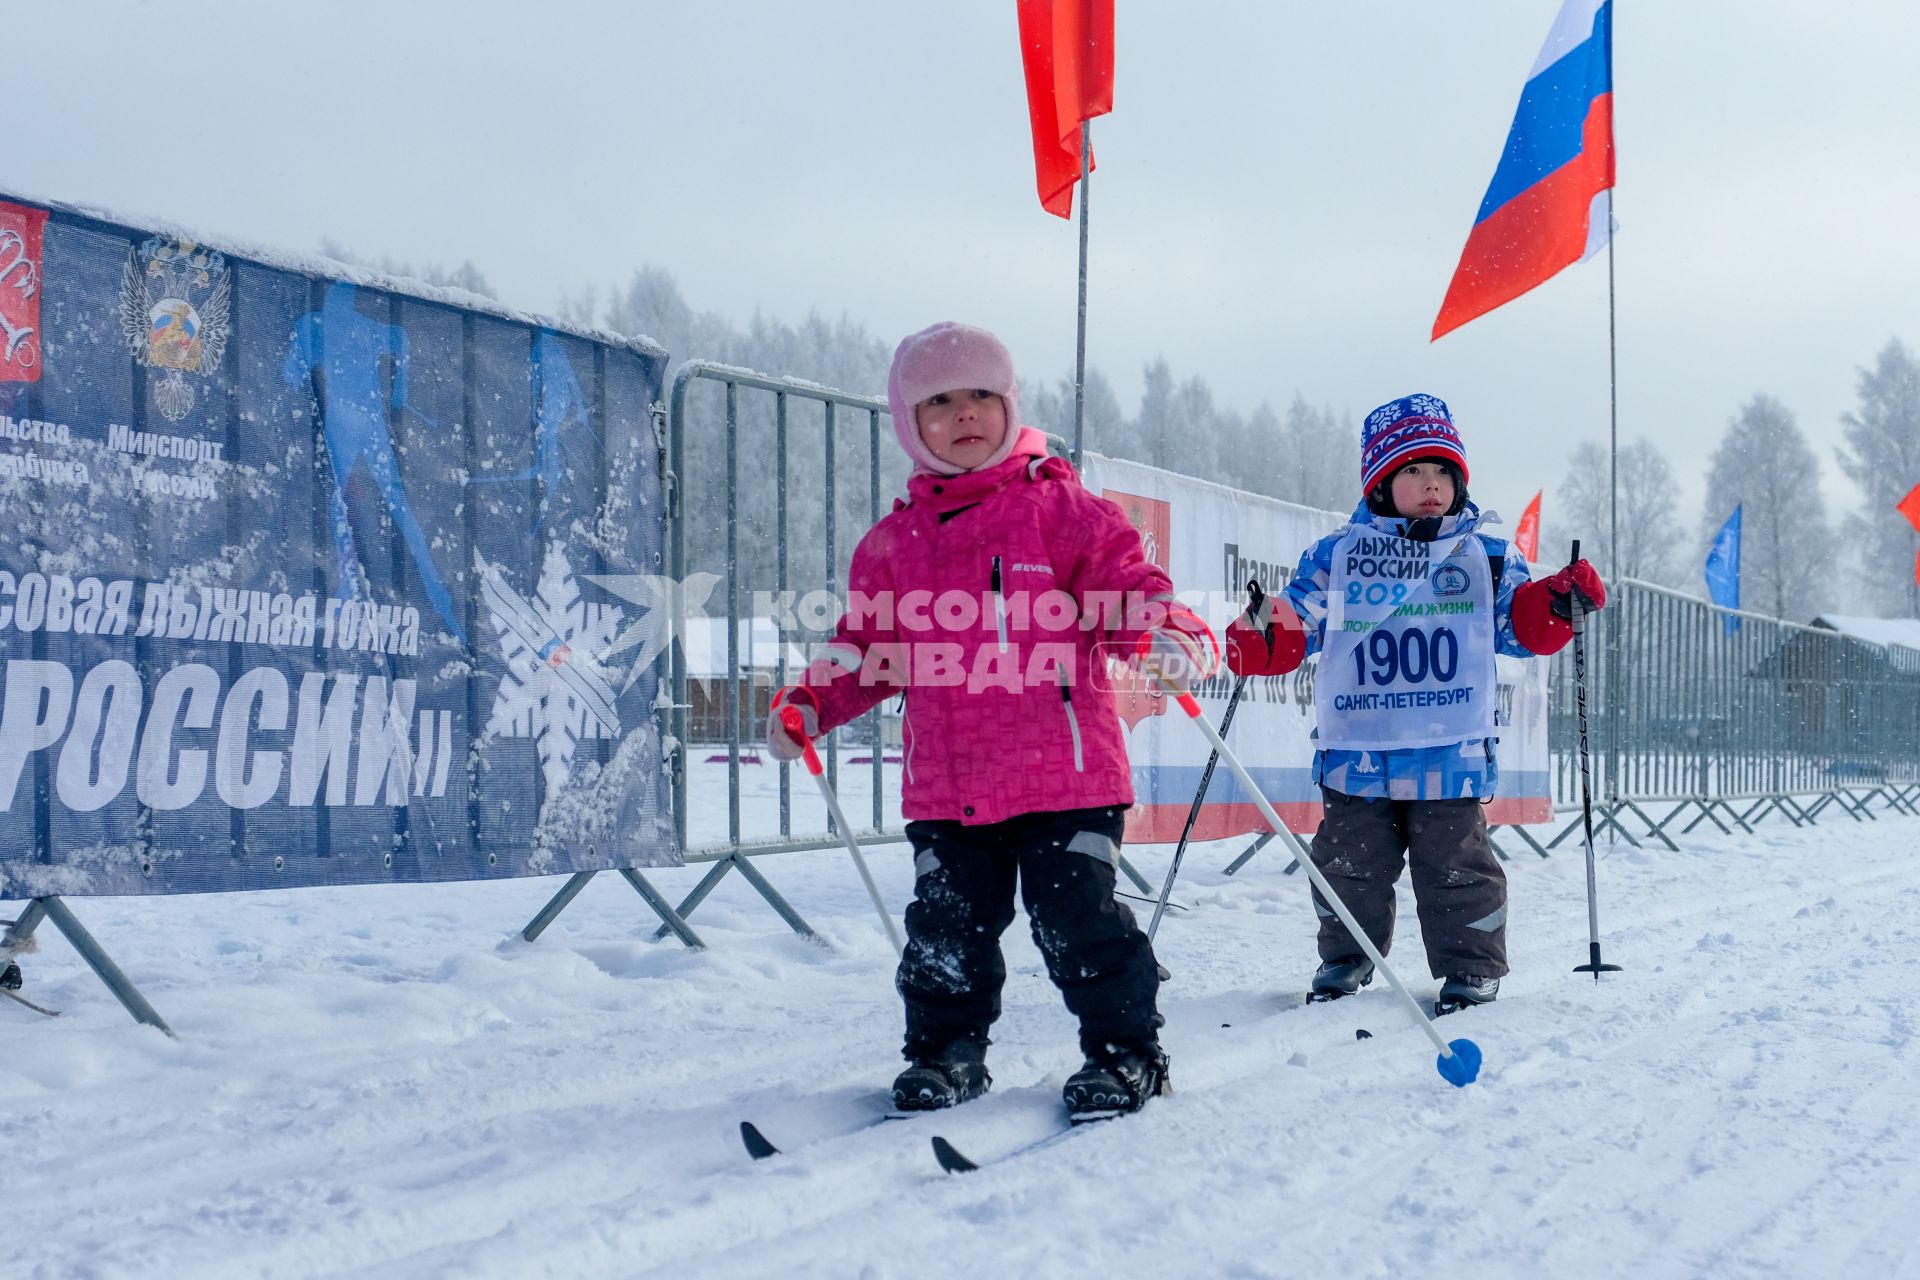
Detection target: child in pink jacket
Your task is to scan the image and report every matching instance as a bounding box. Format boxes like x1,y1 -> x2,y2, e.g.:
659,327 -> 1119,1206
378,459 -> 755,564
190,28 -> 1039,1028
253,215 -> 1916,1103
767,322 -> 1215,1121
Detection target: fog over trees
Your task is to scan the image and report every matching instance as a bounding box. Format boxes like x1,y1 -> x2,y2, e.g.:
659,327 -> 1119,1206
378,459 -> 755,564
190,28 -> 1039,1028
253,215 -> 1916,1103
330,246 -> 1911,622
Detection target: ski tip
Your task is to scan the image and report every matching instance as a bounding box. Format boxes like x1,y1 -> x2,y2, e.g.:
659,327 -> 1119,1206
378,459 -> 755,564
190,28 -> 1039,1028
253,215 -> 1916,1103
930,1135 -> 980,1174
739,1121 -> 781,1160
1436,1037 -> 1483,1088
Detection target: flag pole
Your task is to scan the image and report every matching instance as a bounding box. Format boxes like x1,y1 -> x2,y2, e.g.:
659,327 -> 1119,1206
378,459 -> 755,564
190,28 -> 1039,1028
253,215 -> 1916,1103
1603,5 -> 1620,832
1071,120 -> 1091,467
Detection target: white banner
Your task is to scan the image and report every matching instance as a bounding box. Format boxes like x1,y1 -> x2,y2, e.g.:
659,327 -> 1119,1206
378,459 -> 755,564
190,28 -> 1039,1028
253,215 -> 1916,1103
1081,453 -> 1551,842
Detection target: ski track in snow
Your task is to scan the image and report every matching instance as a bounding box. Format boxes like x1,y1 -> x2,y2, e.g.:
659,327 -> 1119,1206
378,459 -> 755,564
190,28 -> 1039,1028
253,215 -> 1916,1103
7,767 -> 1920,1280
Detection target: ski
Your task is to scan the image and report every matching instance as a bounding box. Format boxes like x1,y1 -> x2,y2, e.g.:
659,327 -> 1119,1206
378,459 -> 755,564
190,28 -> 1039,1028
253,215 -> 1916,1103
737,1111 -> 917,1161
0,987 -> 59,1017
929,1114 -> 1118,1174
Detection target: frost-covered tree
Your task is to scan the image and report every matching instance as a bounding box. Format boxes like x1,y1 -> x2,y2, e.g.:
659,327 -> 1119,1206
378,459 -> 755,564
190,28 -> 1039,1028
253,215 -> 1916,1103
1699,395 -> 1835,621
1836,338 -> 1920,617
1272,396 -> 1356,514
1550,438 -> 1683,584
316,239 -> 496,300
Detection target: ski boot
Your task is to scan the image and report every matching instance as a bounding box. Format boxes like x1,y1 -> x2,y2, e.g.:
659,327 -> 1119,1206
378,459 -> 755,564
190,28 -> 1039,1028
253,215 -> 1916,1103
0,961 -> 19,992
891,1039 -> 991,1112
1433,974 -> 1499,1017
1307,955 -> 1374,1003
1063,1042 -> 1171,1124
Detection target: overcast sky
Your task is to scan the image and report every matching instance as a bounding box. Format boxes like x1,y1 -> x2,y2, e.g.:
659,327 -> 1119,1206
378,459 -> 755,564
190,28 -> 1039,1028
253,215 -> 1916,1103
9,1 -> 1915,538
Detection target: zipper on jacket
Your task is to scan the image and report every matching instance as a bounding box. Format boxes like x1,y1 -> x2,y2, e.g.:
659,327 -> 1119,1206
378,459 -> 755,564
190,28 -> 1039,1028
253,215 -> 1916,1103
990,555 -> 1009,653
1057,667 -> 1085,772
901,695 -> 916,784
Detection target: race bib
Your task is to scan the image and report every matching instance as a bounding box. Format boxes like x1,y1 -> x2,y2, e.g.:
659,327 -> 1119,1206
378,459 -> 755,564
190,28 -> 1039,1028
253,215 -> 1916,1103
1318,527 -> 1497,750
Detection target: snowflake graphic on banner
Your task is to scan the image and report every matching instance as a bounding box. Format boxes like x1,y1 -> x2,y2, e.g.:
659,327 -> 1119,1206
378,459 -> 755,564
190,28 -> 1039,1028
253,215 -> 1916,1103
480,544 -> 625,802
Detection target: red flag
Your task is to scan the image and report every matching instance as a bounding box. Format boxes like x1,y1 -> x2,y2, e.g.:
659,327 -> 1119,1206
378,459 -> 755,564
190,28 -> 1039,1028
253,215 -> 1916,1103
1017,0 -> 1114,219
1515,490 -> 1543,563
1900,483 -> 1920,585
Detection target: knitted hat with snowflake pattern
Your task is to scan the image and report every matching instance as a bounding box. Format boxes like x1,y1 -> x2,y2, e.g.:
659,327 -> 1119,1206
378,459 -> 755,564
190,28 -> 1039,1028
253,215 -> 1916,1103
1359,393 -> 1471,496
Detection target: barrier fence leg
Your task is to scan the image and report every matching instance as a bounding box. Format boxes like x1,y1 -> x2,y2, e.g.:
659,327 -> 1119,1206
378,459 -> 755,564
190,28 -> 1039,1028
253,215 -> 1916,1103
721,854 -> 819,944
1277,828 -> 1314,875
1114,853 -> 1155,897
1681,798 -> 1733,837
651,857 -> 743,941
618,868 -> 705,949
27,898 -> 174,1037
522,871 -> 598,943
1594,804 -> 1643,849
1643,801 -> 1695,848
1492,823 -> 1552,860
1221,831 -> 1276,876
1544,811 -> 1588,849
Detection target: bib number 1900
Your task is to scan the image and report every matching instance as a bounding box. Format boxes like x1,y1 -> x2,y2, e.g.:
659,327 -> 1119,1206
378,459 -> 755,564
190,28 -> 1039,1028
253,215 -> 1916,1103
1350,626 -> 1459,687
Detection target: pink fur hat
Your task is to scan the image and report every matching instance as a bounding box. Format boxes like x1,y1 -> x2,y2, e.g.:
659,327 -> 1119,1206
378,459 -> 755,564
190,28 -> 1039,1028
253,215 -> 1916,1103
887,321 -> 1024,476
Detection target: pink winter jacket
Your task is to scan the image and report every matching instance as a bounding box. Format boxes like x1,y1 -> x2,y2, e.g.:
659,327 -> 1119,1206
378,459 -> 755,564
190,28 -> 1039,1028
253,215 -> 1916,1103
800,428 -> 1184,826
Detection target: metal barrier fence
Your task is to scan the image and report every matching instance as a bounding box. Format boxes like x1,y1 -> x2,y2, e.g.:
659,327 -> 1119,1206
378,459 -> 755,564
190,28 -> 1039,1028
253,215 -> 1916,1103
647,362 -> 907,943
531,361 -> 1920,951
1545,579 -> 1920,850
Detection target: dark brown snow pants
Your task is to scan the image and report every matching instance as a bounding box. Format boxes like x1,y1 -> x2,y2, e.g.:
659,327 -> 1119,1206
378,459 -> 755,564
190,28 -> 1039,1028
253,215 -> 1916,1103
1308,788 -> 1508,980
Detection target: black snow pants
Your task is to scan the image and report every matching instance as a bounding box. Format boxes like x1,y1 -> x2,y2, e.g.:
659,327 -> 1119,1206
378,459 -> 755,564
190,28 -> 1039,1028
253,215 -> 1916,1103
895,805 -> 1162,1061
1308,787 -> 1508,980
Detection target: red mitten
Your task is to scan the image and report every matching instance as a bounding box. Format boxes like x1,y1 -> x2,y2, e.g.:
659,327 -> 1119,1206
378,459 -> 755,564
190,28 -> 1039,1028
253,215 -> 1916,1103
1224,598 -> 1309,677
1510,580 -> 1571,655
1543,559 -> 1608,618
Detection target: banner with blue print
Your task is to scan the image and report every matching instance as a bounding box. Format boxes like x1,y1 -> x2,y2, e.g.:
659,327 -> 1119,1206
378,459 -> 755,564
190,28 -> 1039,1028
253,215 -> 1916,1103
0,191 -> 679,899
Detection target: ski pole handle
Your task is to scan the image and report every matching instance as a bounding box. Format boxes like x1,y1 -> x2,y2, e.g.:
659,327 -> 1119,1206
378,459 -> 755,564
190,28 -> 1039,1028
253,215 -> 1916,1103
781,706 -> 824,777
1567,539 -> 1586,634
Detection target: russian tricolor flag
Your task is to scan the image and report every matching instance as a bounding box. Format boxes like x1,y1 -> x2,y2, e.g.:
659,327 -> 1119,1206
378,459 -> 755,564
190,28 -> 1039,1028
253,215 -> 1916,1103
1432,0 -> 1614,341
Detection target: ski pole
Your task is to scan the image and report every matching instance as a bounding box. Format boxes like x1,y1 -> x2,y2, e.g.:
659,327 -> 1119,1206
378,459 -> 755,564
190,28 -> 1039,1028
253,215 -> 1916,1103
1561,539 -> 1622,980
1148,670 -> 1483,1086
1148,579 -> 1267,942
781,707 -> 905,957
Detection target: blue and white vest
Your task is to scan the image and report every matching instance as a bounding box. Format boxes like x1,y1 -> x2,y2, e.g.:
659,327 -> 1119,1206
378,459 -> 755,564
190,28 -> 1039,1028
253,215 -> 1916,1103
1317,524 -> 1498,751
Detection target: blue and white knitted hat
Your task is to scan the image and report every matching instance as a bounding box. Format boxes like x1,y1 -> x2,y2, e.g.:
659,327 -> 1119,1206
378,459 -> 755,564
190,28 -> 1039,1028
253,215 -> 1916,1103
1359,393 -> 1470,496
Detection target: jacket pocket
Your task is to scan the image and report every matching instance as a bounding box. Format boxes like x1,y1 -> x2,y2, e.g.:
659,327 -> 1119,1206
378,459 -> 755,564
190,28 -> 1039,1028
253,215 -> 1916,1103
1057,668 -> 1085,773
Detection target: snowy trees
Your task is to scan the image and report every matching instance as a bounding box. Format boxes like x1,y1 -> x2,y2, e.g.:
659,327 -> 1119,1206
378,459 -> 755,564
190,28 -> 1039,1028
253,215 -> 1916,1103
1551,438 -> 1683,585
1836,339 -> 1920,617
1700,394 -> 1836,620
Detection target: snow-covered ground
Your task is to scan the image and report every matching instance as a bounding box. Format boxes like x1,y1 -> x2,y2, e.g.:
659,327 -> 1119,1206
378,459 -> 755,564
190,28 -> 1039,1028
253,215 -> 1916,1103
9,761 -> 1920,1280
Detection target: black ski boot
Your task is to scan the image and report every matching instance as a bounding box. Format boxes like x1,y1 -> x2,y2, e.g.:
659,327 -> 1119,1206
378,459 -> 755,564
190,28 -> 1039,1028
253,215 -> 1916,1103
1307,955 -> 1374,1003
0,961 -> 19,992
892,1039 -> 991,1112
1434,974 -> 1499,1017
1063,1042 -> 1171,1123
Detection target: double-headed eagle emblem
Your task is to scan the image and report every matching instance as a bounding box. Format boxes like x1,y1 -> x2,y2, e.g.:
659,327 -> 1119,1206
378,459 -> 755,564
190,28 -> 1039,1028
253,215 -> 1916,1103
119,236 -> 231,422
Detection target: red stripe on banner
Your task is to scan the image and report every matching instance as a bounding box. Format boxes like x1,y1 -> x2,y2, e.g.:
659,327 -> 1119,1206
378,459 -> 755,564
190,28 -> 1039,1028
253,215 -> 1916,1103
1485,796 -> 1554,826
1126,795 -> 1554,845
1432,92 -> 1614,341
1125,800 -> 1322,845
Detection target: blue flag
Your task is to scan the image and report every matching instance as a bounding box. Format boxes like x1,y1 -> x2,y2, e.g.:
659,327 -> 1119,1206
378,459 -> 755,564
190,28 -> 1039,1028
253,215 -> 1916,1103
1705,504 -> 1742,633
